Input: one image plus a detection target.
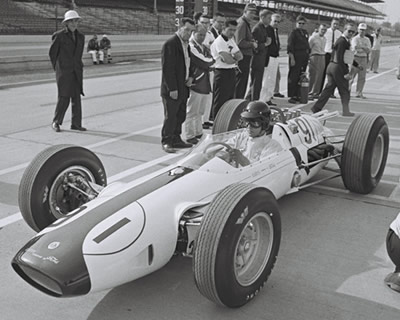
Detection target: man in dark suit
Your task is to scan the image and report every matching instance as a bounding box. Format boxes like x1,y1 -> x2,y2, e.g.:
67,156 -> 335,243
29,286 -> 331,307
160,17 -> 196,153
49,10 -> 86,132
234,3 -> 258,99
246,9 -> 272,101
311,23 -> 358,116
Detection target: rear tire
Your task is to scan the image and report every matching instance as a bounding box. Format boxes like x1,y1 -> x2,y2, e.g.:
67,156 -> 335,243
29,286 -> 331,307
18,145 -> 107,232
193,183 -> 281,308
212,99 -> 249,134
341,114 -> 389,194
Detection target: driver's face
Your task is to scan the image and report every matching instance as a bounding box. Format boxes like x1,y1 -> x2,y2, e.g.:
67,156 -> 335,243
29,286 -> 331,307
243,120 -> 264,138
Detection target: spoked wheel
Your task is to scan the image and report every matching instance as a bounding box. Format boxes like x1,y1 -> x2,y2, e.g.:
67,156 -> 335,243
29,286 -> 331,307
18,145 -> 107,231
341,114 -> 389,194
193,183 -> 281,308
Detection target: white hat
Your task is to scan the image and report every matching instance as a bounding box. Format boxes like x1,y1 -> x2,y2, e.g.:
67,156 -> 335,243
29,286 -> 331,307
103,34 -> 107,38
358,23 -> 367,30
63,10 -> 81,23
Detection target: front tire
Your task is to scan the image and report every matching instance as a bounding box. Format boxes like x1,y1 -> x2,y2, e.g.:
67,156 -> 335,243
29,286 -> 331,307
193,183 -> 281,308
18,145 -> 107,232
212,99 -> 249,134
341,114 -> 389,194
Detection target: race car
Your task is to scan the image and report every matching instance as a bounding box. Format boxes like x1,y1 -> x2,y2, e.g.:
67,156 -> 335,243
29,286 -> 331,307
12,99 -> 389,308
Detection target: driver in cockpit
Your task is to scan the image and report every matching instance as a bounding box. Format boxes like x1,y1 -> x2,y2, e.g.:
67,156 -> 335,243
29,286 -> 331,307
222,101 -> 282,166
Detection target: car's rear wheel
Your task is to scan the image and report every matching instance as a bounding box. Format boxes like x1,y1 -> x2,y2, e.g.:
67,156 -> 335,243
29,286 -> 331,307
212,99 -> 249,134
341,114 -> 389,194
193,183 -> 281,308
18,145 -> 107,232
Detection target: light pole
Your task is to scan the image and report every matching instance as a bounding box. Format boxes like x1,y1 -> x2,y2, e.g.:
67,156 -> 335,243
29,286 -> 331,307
154,0 -> 158,15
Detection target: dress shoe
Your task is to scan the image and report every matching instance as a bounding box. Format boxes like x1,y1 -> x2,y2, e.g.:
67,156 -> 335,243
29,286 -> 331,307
186,137 -> 199,145
385,272 -> 400,292
173,136 -> 193,149
288,98 -> 299,104
266,100 -> 277,106
204,121 -> 213,127
274,93 -> 284,98
330,94 -> 337,98
355,94 -> 366,99
99,60 -> 104,64
71,125 -> 87,131
162,143 -> 175,153
202,123 -> 210,129
52,122 -> 60,132
195,134 -> 203,139
341,111 -> 355,117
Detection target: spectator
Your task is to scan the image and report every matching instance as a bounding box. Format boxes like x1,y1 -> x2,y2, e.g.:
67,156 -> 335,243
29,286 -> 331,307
385,212 -> 400,293
308,24 -> 327,99
198,14 -> 216,129
210,20 -> 243,120
260,13 -> 281,105
246,9 -> 272,101
287,15 -> 310,104
234,2 -> 258,99
184,24 -> 214,145
99,34 -> 112,64
369,28 -> 382,73
193,11 -> 203,24
321,18 -> 342,97
210,12 -> 225,39
87,34 -> 99,65
311,23 -> 359,117
350,23 -> 371,99
273,65 -> 284,98
199,15 -> 214,49
160,17 -> 196,153
49,10 -> 86,132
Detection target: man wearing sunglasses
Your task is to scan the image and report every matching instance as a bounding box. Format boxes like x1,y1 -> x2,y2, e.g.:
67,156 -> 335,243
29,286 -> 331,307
287,15 -> 310,104
311,23 -> 359,116
219,101 -> 282,167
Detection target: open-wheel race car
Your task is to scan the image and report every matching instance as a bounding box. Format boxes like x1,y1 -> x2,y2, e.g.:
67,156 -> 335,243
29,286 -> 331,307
12,99 -> 389,308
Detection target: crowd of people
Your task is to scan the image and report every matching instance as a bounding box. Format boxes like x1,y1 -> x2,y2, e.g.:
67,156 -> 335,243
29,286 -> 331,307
160,6 -> 390,153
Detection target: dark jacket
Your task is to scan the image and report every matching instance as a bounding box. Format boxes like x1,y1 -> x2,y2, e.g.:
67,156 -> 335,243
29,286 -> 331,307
235,15 -> 255,56
49,28 -> 85,97
100,38 -> 111,50
266,25 -> 280,58
287,28 -> 310,56
189,38 -> 214,95
87,38 -> 99,52
251,21 -> 269,69
160,34 -> 191,100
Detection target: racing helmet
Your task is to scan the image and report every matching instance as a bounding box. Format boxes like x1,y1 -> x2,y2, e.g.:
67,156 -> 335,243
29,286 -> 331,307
240,101 -> 271,130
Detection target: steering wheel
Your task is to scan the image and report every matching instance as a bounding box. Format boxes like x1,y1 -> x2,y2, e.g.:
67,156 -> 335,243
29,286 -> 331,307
269,106 -> 287,124
202,142 -> 238,167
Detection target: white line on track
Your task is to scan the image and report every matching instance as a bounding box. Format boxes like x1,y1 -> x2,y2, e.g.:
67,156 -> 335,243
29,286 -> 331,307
0,125 -> 162,177
0,152 -> 181,229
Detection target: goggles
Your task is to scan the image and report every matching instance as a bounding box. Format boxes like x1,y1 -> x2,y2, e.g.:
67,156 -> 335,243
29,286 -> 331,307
243,119 -> 262,128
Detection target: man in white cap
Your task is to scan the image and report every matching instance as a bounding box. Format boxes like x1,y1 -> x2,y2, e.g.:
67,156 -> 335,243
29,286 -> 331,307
99,34 -> 112,63
49,10 -> 86,132
350,22 -> 371,99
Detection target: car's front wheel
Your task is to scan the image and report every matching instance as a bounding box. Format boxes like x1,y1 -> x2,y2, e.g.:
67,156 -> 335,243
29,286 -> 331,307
18,145 -> 107,232
193,183 -> 281,308
341,114 -> 389,194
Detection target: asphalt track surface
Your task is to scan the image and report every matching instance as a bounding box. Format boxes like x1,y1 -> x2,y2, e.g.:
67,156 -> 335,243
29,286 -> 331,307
0,45 -> 400,320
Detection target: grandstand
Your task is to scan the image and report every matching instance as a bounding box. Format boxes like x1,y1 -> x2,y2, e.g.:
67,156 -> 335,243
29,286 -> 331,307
0,0 -> 386,35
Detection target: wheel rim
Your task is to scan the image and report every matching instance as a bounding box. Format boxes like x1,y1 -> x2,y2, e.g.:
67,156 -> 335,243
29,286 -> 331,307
371,133 -> 384,178
234,212 -> 274,286
48,165 -> 96,218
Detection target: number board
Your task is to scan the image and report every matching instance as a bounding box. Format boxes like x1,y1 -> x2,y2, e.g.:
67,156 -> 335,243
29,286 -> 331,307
175,0 -> 215,27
